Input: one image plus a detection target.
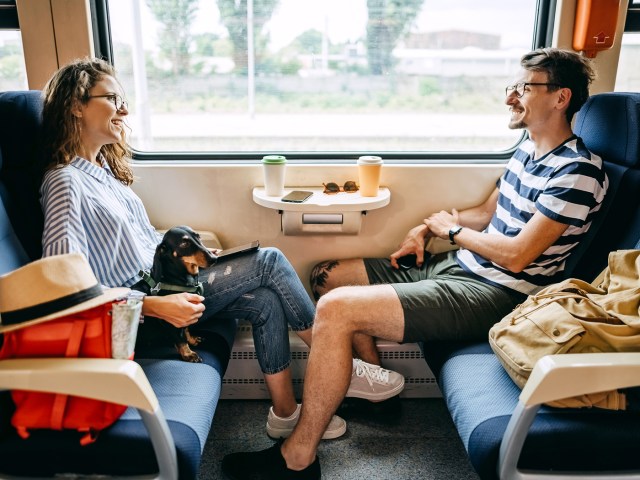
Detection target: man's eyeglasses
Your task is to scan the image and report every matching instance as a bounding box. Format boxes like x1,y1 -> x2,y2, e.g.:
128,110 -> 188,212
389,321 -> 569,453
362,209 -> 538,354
323,181 -> 359,194
505,82 -> 563,98
88,93 -> 128,111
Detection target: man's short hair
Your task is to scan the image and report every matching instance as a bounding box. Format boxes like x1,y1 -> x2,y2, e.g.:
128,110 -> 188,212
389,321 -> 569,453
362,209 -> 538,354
520,48 -> 596,122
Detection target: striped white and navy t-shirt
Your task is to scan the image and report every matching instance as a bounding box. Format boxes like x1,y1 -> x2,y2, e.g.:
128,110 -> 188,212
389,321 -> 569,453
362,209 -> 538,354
456,136 -> 608,295
41,156 -> 162,287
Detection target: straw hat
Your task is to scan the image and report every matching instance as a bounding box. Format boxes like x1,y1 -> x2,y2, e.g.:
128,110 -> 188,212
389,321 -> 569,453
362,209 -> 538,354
0,253 -> 129,334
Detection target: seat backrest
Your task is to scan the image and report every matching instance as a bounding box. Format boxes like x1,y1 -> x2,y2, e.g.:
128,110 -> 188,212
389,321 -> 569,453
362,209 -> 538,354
0,90 -> 46,271
564,92 -> 640,281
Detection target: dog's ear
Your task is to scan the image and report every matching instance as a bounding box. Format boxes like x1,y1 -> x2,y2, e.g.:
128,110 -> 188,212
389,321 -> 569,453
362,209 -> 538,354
150,243 -> 167,280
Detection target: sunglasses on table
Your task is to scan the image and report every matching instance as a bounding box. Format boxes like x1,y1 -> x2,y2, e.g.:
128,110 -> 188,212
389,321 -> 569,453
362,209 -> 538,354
322,181 -> 359,194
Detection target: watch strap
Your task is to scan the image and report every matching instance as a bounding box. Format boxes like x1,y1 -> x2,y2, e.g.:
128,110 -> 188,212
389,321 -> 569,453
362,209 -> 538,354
449,226 -> 463,245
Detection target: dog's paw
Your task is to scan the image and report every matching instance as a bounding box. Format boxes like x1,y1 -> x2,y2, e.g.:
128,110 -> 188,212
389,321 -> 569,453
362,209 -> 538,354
185,328 -> 204,346
185,351 -> 203,363
177,344 -> 203,363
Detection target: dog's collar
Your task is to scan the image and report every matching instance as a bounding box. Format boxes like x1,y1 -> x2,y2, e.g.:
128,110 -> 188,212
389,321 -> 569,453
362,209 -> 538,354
138,270 -> 204,296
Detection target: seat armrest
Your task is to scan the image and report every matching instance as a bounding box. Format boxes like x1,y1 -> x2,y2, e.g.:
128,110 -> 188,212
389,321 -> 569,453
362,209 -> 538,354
520,352 -> 640,407
0,358 -> 178,480
0,358 -> 157,410
498,353 -> 640,480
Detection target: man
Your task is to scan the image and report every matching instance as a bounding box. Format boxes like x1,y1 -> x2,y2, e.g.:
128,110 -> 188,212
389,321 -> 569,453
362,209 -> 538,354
221,47 -> 608,479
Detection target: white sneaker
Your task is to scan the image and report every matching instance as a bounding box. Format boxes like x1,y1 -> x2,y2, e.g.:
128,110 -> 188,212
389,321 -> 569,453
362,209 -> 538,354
346,359 -> 405,401
266,404 -> 347,440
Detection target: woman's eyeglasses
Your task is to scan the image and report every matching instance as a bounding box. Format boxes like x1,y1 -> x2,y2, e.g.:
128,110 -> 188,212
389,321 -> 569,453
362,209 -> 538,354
322,181 -> 359,194
88,93 -> 128,111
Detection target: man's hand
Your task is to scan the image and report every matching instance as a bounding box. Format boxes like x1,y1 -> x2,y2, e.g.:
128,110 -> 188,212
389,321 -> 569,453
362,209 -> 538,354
390,224 -> 432,269
425,209 -> 460,240
142,293 -> 205,328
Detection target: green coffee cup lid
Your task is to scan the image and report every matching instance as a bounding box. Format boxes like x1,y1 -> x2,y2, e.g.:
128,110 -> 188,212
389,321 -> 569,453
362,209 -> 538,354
262,155 -> 287,164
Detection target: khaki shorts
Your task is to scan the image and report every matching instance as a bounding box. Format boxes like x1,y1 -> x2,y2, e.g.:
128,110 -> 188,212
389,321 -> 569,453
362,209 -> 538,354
363,251 -> 526,343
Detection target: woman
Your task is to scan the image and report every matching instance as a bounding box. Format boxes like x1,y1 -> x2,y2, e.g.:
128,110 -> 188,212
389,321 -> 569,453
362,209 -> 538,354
39,57 -> 353,439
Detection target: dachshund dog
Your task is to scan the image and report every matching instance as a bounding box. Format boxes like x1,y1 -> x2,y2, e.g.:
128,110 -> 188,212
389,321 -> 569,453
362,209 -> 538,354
138,225 -> 217,362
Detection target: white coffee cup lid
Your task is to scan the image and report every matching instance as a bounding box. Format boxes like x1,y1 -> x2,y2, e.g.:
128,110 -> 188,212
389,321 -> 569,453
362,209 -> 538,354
358,156 -> 383,165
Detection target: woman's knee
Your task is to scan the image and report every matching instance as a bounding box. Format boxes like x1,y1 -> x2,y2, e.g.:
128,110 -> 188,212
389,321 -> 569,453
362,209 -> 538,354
258,246 -> 285,264
241,287 -> 283,324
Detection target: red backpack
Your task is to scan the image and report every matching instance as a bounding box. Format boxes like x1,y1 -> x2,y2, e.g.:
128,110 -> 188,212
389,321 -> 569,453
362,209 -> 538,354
0,302 -> 128,445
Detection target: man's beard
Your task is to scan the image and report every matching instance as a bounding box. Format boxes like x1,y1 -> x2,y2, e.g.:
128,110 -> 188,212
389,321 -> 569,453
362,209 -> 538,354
508,119 -> 526,130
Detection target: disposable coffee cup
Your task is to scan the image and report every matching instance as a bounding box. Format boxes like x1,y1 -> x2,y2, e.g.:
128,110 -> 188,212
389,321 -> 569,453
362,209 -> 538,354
357,156 -> 383,197
262,155 -> 287,197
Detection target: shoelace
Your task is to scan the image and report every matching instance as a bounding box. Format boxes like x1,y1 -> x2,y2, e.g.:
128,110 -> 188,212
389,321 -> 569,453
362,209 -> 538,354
353,360 -> 390,387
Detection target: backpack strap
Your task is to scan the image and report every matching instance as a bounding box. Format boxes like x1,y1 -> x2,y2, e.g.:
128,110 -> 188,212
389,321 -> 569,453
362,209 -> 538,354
50,320 -> 86,430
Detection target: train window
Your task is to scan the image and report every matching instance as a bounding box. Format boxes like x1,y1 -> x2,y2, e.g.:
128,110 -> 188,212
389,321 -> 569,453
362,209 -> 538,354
0,29 -> 27,90
616,33 -> 640,92
106,0 -> 538,156
616,0 -> 640,92
0,0 -> 26,90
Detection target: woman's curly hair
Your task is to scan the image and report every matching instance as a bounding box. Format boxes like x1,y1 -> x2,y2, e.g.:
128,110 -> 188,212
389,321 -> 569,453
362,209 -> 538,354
42,57 -> 134,185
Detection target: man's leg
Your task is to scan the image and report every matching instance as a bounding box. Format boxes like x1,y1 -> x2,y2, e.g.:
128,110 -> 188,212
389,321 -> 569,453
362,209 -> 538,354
221,283 -> 405,478
310,258 -> 380,364
283,284 -> 405,470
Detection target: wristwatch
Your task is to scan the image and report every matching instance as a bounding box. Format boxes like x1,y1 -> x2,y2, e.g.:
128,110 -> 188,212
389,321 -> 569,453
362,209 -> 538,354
449,225 -> 463,245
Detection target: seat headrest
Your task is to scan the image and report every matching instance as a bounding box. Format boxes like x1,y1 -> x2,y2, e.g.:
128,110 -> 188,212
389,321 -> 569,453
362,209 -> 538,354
573,92 -> 640,169
0,90 -> 44,171
0,90 -> 46,261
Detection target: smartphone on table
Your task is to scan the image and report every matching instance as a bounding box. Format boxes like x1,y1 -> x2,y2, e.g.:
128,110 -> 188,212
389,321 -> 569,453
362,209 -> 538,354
281,190 -> 313,203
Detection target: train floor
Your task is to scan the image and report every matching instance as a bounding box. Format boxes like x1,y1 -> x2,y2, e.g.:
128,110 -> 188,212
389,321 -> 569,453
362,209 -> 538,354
198,397 -> 480,479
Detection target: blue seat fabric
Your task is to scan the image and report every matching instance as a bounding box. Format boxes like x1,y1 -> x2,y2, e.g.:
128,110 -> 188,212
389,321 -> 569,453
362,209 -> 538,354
435,345 -> 640,480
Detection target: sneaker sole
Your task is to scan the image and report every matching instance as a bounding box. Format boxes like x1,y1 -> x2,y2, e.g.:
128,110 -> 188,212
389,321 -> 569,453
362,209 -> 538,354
345,377 -> 405,401
267,421 -> 347,440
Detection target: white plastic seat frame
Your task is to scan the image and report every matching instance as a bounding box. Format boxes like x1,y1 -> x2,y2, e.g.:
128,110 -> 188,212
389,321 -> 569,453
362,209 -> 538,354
498,352 -> 640,480
0,358 -> 178,480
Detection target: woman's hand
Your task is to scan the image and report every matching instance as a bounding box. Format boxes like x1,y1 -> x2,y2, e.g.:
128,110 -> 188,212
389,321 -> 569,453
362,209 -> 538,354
390,223 -> 432,269
142,293 -> 205,328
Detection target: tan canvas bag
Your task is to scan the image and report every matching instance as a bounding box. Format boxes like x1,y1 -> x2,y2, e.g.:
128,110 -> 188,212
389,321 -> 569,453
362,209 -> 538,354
488,249 -> 640,410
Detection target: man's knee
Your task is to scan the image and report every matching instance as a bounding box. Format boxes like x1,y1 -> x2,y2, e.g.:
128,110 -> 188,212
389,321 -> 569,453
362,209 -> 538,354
314,288 -> 354,329
314,286 -> 370,338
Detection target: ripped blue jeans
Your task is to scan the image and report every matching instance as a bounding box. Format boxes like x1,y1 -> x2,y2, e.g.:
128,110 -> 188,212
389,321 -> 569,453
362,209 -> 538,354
198,247 -> 315,374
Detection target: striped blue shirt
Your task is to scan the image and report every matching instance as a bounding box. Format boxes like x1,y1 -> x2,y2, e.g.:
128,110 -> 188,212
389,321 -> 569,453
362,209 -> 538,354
41,157 -> 162,287
456,136 -> 608,295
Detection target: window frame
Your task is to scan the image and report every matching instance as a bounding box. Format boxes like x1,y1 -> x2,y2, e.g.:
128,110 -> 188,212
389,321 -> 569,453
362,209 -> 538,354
91,0 -> 555,163
626,0 -> 640,32
0,0 -> 18,29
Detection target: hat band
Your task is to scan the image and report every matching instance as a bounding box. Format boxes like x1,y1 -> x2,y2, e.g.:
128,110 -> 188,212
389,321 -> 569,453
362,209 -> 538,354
1,284 -> 104,326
